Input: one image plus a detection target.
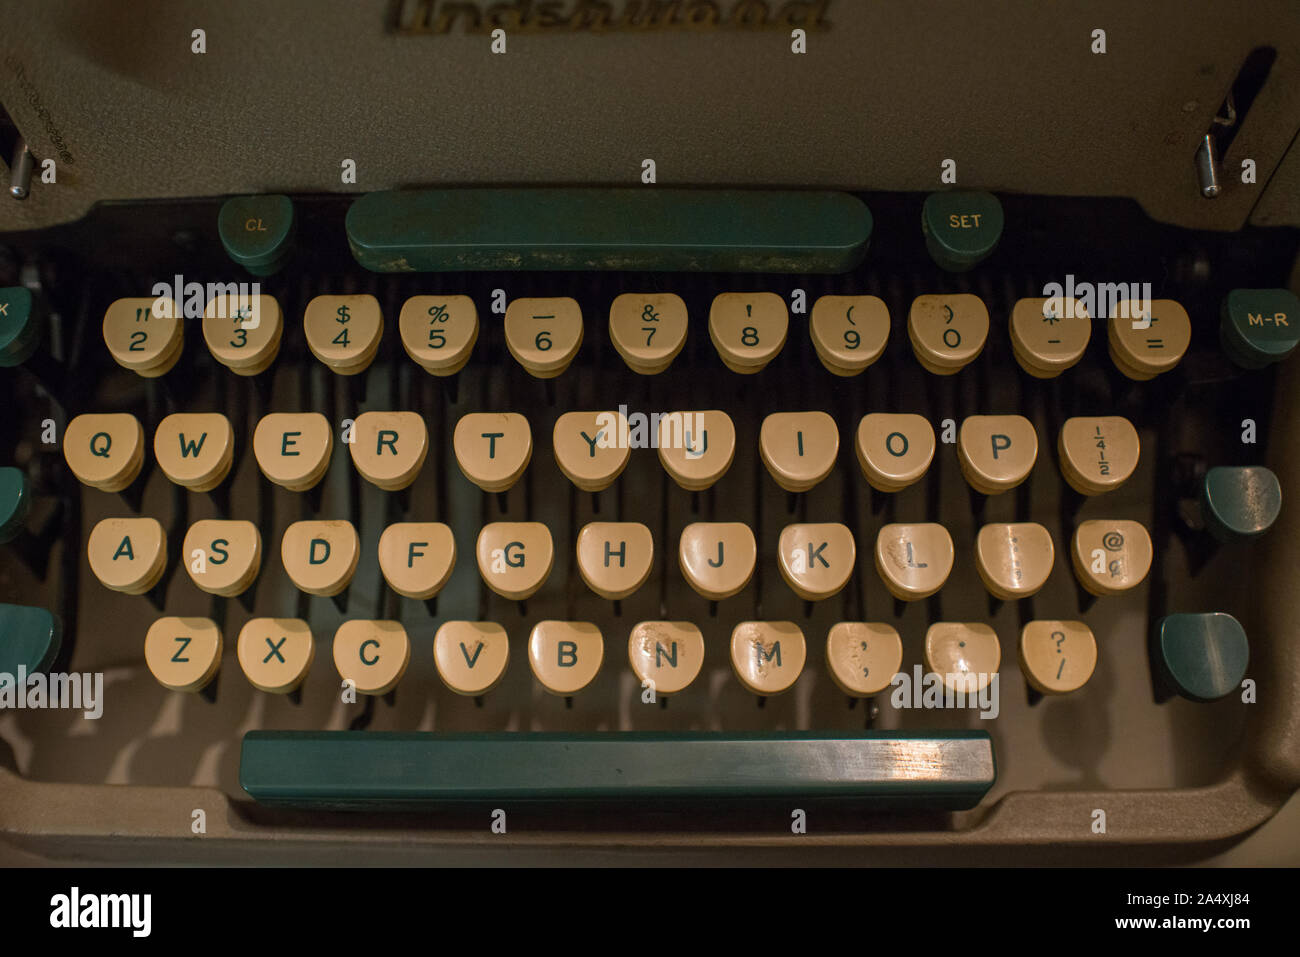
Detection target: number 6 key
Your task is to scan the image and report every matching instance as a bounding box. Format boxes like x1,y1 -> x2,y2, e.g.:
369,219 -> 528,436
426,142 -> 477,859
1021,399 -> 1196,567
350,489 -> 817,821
505,297 -> 583,377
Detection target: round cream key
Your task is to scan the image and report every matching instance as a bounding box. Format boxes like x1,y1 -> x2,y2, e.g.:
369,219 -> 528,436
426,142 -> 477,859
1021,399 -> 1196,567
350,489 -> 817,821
759,412 -> 839,492
434,621 -> 509,696
679,522 -> 756,600
399,295 -> 478,375
349,411 -> 428,490
154,413 -> 234,492
1019,620 -> 1096,695
528,621 -> 603,695
87,517 -> 167,595
809,295 -> 890,375
855,413 -> 935,492
1108,299 -> 1191,380
281,520 -> 359,596
958,414 -> 1038,493
730,621 -> 806,695
708,292 -> 788,373
182,520 -> 262,596
237,618 -> 314,694
476,522 -> 554,600
453,412 -> 532,492
825,622 -> 903,697
144,616 -> 222,693
253,412 -> 333,491
63,413 -> 145,492
576,522 -> 654,600
974,522 -> 1054,600
924,622 -> 1001,695
1071,519 -> 1152,596
628,621 -> 705,696
333,620 -> 410,695
304,294 -> 384,375
202,293 -> 283,375
609,293 -> 688,374
1009,296 -> 1090,378
658,410 -> 735,491
907,294 -> 988,374
875,523 -> 954,600
504,297 -> 583,377
103,297 -> 184,377
1058,416 -> 1140,495
553,410 -> 630,492
777,522 -> 855,601
378,522 -> 456,600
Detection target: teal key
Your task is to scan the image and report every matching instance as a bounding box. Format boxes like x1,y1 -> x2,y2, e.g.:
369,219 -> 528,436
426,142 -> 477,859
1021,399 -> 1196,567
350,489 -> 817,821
241,730 -> 995,810
1220,288 -> 1300,369
345,188 -> 872,273
1201,465 -> 1281,543
1157,613 -> 1249,702
0,603 -> 62,676
218,195 -> 295,276
0,466 -> 29,543
921,191 -> 1004,272
0,287 -> 44,367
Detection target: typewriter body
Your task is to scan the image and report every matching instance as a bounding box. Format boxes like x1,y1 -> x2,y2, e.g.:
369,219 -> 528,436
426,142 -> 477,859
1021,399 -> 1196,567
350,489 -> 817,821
1,0 -> 1299,865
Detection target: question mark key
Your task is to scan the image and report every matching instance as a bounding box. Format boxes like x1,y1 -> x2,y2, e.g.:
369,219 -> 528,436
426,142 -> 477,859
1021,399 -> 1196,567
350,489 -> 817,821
1018,620 -> 1097,695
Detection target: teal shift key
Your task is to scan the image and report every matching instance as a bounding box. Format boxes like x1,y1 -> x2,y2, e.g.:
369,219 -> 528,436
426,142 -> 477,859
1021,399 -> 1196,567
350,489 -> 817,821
345,188 -> 872,273
0,603 -> 63,677
1156,613 -> 1249,703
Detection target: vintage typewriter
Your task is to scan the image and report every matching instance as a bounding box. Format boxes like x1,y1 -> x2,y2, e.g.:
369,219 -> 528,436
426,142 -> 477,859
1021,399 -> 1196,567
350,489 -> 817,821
1,1 -> 1299,865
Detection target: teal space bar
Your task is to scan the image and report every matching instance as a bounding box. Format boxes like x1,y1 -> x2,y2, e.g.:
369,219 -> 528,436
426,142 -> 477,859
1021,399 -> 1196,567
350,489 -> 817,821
345,188 -> 872,273
240,731 -> 994,810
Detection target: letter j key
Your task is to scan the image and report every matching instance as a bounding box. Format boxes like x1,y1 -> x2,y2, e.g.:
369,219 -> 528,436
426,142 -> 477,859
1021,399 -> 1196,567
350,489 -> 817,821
679,522 -> 757,600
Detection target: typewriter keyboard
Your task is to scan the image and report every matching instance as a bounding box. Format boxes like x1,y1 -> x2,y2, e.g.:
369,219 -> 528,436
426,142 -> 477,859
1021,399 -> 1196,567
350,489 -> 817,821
0,191 -> 1297,822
